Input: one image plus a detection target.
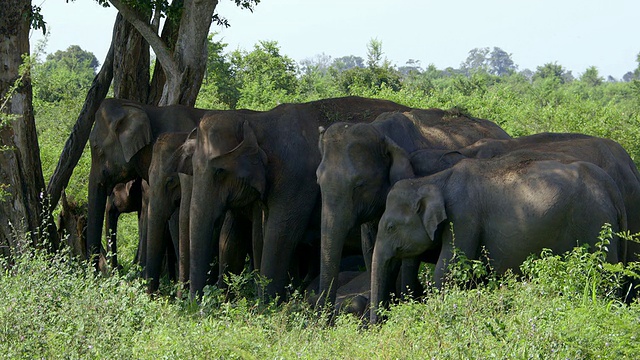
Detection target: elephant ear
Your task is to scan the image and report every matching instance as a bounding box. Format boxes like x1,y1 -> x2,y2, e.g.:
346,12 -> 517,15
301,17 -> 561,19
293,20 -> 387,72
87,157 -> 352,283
171,128 -> 197,176
384,136 -> 415,185
212,121 -> 268,199
417,184 -> 447,241
114,106 -> 153,163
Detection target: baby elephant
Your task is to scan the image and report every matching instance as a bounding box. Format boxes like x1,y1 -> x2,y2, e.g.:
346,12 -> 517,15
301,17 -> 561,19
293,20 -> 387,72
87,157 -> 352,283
370,150 -> 627,323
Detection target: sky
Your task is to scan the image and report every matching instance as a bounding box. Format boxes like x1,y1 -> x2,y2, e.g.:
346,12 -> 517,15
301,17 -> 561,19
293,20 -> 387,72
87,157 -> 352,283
30,0 -> 639,79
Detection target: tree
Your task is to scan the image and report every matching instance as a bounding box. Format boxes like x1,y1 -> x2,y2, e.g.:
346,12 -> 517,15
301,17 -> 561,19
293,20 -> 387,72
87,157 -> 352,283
33,45 -> 98,102
488,47 -> 517,76
330,55 -> 364,72
533,62 -> 569,84
230,40 -> 298,109
46,0 -> 259,212
46,45 -> 99,73
460,47 -> 490,74
198,34 -> 239,109
0,0 -> 52,258
580,66 -> 603,86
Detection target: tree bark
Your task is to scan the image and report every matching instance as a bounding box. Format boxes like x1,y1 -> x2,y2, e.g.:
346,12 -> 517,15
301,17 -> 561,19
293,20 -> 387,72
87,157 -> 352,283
113,10 -> 150,102
109,0 -> 217,106
0,0 -> 49,259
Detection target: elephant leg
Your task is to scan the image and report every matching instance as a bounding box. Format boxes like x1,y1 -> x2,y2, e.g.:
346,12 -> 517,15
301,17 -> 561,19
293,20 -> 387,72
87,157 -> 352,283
177,174 -> 192,297
400,257 -> 423,298
260,196 -> 316,301
105,201 -> 120,269
217,210 -> 252,288
251,204 -> 264,272
166,209 -> 180,280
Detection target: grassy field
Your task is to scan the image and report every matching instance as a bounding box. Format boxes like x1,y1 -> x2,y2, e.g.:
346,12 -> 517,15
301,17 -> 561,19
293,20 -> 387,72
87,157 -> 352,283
1,233 -> 639,358
9,59 -> 640,358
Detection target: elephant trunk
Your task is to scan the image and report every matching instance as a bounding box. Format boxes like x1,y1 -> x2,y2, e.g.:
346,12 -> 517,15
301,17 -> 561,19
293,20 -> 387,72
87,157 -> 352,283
177,174 -> 192,296
87,171 -> 109,268
145,190 -> 175,293
189,183 -> 223,298
318,202 -> 355,307
370,240 -> 396,324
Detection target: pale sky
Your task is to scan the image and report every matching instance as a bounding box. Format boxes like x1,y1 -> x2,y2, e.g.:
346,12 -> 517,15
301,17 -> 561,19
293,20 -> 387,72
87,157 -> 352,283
30,0 -> 639,79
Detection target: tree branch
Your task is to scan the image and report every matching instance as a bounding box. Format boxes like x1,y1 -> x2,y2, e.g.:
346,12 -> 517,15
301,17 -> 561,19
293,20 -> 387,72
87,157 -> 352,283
108,0 -> 179,76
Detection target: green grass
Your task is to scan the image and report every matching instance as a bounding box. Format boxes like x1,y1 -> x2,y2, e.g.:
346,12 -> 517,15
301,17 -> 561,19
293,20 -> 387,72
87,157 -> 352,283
1,240 -> 639,359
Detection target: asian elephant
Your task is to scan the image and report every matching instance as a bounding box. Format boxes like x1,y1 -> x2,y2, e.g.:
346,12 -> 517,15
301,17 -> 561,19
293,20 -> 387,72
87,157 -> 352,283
104,178 -> 145,269
411,132 -> 640,263
315,109 -> 511,307
370,151 -> 627,323
410,132 -> 640,300
87,98 -> 210,267
185,96 -> 410,299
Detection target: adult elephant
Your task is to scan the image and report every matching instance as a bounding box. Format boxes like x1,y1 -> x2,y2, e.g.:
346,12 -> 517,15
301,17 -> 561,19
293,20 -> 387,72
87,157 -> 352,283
184,96 -> 410,299
145,132 -> 255,293
410,132 -> 640,300
315,109 -> 511,307
370,151 -> 627,323
87,98 -> 209,267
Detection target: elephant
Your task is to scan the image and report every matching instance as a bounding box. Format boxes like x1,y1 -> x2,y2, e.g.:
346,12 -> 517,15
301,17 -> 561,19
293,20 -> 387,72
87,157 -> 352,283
410,132 -> 640,300
315,108 -> 511,307
183,96 -> 410,299
370,150 -> 627,323
145,131 -> 260,293
104,178 -> 144,269
87,98 -> 211,267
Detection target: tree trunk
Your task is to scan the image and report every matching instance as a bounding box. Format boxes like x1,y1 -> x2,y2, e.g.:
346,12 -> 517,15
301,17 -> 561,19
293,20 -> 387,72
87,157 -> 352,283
0,0 -> 49,259
113,11 -> 150,102
109,0 -> 217,106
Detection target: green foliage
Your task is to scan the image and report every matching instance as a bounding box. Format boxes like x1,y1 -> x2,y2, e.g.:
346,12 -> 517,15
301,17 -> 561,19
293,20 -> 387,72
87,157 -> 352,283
32,44 -> 97,103
229,40 -> 299,110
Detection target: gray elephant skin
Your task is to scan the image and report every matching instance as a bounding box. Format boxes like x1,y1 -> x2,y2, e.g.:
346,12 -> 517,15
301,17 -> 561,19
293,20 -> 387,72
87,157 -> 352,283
411,132 -> 640,265
184,96 -> 410,299
87,98 -> 211,266
370,150 -> 627,323
315,109 -> 511,307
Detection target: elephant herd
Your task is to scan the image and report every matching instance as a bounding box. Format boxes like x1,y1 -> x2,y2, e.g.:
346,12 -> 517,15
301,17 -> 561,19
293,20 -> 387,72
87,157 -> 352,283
83,96 -> 640,324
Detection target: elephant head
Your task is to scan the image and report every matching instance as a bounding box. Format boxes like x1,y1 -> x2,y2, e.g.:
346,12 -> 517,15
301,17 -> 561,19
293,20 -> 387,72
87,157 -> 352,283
370,180 -> 446,324
316,122 -> 414,306
186,115 -> 268,296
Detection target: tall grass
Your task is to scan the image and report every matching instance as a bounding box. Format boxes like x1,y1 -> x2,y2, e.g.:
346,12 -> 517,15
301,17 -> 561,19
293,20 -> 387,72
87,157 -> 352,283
1,226 -> 639,358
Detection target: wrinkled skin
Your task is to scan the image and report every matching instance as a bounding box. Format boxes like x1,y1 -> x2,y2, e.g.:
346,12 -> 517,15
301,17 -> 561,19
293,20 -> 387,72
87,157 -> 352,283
145,133 -> 188,292
87,98 -> 209,267
411,132 -> 640,261
185,96 -> 410,299
411,132 -> 640,300
145,132 -> 257,293
316,109 -> 511,306
371,151 -> 627,323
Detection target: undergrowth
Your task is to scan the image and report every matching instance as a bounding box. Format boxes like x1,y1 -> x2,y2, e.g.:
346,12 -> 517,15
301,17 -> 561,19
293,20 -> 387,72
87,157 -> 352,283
1,226 -> 639,359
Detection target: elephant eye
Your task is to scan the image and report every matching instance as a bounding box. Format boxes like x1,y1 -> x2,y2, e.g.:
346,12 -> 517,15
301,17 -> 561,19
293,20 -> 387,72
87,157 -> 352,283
386,221 -> 395,232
